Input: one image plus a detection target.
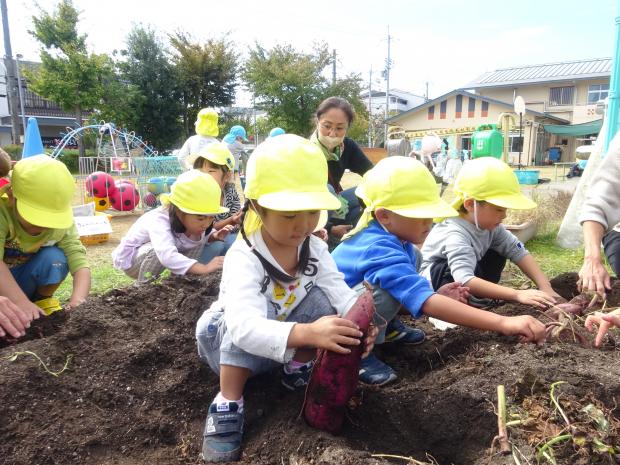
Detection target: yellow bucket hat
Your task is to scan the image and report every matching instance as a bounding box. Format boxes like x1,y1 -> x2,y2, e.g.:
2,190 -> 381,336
160,170 -> 228,215
186,143 -> 235,171
451,157 -> 536,211
244,134 -> 341,212
11,154 -> 75,229
195,108 -> 219,137
345,156 -> 458,239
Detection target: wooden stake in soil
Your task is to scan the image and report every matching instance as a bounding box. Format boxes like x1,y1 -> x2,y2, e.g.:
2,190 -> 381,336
496,385 -> 511,455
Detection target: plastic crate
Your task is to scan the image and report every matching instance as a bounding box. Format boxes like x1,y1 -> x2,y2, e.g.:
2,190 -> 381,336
514,170 -> 539,185
79,233 -> 110,245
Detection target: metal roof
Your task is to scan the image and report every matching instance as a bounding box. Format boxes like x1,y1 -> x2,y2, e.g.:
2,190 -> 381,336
467,58 -> 611,88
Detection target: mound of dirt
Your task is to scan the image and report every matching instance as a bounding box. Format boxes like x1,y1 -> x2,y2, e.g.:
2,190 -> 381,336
1,273 -> 619,465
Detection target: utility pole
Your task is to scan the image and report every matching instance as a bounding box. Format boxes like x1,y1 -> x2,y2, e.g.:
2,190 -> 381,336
368,67 -> 372,147
425,82 -> 429,102
332,49 -> 337,85
384,26 -> 392,145
1,0 -> 21,144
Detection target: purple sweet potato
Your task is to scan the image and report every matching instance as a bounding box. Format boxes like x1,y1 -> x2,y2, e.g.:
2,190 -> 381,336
304,289 -> 375,434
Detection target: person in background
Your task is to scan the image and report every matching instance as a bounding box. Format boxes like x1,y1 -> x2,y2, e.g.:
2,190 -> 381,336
222,125 -> 249,179
268,127 -> 285,138
310,97 -> 373,242
112,170 -> 231,284
0,155 -> 91,338
177,108 -> 220,171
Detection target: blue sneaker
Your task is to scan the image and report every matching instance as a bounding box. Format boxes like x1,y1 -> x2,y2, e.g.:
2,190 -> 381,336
384,317 -> 426,344
359,353 -> 397,386
202,401 -> 244,463
281,362 -> 313,391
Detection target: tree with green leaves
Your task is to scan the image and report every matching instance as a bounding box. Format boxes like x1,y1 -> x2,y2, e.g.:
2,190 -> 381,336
117,27 -> 183,151
26,0 -> 115,157
169,33 -> 239,139
243,42 -> 368,138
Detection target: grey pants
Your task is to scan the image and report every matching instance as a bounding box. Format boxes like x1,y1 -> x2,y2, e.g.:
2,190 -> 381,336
124,242 -> 204,283
196,286 -> 336,376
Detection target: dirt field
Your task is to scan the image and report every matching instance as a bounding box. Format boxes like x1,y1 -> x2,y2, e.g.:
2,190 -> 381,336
1,273 -> 619,465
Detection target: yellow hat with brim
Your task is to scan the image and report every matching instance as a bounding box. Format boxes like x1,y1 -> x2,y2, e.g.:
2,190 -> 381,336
11,154 -> 75,229
345,157 -> 457,239
195,108 -> 219,137
245,134 -> 341,212
160,169 -> 228,215
450,157 -> 536,211
186,143 -> 235,171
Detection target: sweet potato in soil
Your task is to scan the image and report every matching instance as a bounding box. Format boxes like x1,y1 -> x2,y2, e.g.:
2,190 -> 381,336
1,273 -> 619,465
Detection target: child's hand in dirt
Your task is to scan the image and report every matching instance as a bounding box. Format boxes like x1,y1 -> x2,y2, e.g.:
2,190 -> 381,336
515,289 -> 557,309
362,324 -> 379,358
437,282 -> 470,303
307,315 -> 363,354
498,315 -> 546,345
203,256 -> 225,274
0,297 -> 43,338
65,296 -> 86,311
585,309 -> 620,347
211,225 -> 233,242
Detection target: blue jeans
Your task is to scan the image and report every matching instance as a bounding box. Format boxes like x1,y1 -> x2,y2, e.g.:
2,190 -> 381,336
199,240 -> 228,264
196,286 -> 336,375
9,246 -> 69,300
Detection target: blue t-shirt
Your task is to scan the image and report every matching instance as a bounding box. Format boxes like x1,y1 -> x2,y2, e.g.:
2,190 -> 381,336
331,221 -> 434,318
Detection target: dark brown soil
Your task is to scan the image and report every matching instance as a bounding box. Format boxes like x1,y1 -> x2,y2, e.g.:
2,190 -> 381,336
1,273 -> 619,465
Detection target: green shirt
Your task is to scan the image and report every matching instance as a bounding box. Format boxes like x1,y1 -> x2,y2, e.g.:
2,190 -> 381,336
0,198 -> 89,274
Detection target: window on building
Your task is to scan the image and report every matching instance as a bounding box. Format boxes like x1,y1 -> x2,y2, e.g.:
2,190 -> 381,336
428,105 -> 435,120
549,86 -> 574,106
440,100 -> 447,119
455,95 -> 462,118
509,134 -> 523,152
398,98 -> 408,105
588,84 -> 609,104
468,98 -> 476,117
481,100 -> 489,117
461,135 -> 471,151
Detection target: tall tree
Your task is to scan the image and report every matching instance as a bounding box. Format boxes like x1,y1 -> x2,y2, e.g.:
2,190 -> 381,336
118,27 -> 183,151
169,33 -> 239,138
26,0 -> 114,157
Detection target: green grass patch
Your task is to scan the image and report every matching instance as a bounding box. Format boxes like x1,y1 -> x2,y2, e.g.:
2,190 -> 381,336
55,263 -> 133,303
526,233 -> 584,278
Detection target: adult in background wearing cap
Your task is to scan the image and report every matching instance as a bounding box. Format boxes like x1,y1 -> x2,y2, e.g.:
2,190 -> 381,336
311,97 -> 373,242
0,155 -> 91,338
222,125 -> 249,179
112,170 -> 232,284
177,108 -> 220,171
420,157 -> 561,309
332,157 -> 546,385
578,133 -> 620,346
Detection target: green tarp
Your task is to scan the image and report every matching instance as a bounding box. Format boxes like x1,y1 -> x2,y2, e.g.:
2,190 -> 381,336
543,119 -> 603,136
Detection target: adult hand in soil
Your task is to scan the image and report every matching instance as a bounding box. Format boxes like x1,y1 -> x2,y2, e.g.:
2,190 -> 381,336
515,289 -> 557,309
307,315 -> 363,354
578,257 -> 611,298
330,224 -> 352,239
437,282 -> 470,303
362,324 -> 379,358
0,296 -> 41,338
585,309 -> 620,347
210,225 -> 234,242
499,315 -> 546,345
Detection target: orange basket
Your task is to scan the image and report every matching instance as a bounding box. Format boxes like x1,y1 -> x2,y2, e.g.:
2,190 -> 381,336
79,233 -> 110,245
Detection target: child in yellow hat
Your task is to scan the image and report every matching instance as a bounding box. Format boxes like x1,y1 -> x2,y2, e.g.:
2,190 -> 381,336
112,170 -> 232,283
420,157 -> 561,309
332,156 -> 546,385
177,108 -> 220,171
0,155 -> 91,338
195,134 -> 377,463
186,143 -> 242,259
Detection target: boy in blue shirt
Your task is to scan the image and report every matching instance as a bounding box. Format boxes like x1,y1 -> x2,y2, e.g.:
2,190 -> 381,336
332,157 -> 546,385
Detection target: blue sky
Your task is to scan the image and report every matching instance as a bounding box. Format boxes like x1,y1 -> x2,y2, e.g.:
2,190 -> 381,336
2,0 -> 617,105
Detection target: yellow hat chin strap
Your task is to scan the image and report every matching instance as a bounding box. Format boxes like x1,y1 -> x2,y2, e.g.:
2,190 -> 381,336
243,202 -> 263,237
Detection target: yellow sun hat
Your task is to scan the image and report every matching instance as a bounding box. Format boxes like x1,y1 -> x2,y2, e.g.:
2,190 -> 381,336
244,134 -> 341,212
195,108 -> 219,137
451,157 -> 537,211
11,154 -> 75,229
345,156 -> 458,238
186,142 -> 235,171
160,169 -> 228,215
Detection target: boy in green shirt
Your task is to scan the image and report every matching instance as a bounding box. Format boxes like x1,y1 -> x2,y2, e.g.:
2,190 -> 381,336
0,155 -> 90,338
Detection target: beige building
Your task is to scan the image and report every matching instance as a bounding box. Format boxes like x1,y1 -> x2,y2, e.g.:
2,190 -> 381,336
387,58 -> 610,166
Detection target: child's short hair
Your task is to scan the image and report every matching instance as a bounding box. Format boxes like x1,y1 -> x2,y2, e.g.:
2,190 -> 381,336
193,157 -> 230,174
0,148 -> 11,178
458,200 -> 486,214
168,204 -> 187,234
